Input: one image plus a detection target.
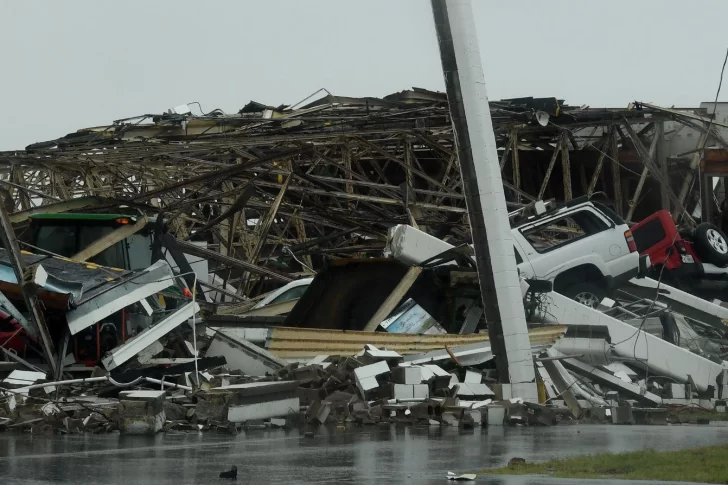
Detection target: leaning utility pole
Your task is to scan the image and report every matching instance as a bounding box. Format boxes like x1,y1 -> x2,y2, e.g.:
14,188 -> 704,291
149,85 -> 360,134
0,203 -> 59,378
431,0 -> 536,400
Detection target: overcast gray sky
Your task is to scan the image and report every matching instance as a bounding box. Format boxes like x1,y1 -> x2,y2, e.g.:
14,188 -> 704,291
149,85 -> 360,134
1,0 -> 727,151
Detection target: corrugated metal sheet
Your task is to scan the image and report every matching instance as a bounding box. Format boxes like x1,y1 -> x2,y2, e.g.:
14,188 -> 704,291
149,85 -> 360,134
266,325 -> 565,358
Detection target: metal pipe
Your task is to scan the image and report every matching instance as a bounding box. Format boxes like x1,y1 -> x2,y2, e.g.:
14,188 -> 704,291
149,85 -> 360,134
16,375 -> 191,392
144,377 -> 192,391
18,376 -> 108,391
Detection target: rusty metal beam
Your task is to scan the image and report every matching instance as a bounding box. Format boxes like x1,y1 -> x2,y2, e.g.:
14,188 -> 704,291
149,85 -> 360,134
626,122 -> 663,221
537,134 -> 563,201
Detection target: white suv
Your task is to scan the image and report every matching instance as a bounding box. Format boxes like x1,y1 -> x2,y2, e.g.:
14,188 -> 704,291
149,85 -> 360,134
512,197 -> 649,306
386,196 -> 650,308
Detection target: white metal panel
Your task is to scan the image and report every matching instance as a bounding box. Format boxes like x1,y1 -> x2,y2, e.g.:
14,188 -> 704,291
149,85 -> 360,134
101,302 -> 199,370
66,260 -> 175,335
545,291 -> 725,392
227,397 -> 300,423
206,330 -> 285,376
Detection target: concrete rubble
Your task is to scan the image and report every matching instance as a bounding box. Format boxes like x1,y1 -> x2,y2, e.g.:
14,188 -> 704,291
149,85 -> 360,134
3,226 -> 728,435
0,334 -> 576,434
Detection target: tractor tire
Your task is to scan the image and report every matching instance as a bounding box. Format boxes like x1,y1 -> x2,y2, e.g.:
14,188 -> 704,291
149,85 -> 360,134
693,223 -> 728,268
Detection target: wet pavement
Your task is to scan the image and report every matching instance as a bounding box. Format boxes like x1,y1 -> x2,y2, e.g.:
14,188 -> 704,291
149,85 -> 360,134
0,424 -> 727,484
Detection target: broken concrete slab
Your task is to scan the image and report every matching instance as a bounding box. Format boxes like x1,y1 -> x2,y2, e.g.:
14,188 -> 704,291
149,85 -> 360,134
611,403 -> 634,425
353,360 -> 390,398
556,351 -> 662,406
357,344 -> 402,364
441,411 -> 459,426
215,381 -> 300,424
306,400 -> 332,424
118,390 -> 166,435
195,392 -> 232,422
486,405 -> 505,426
462,409 -> 482,427
206,329 -> 285,376
292,365 -> 324,384
463,370 -> 482,383
669,383 -> 687,399
163,401 -> 187,422
392,366 -> 423,384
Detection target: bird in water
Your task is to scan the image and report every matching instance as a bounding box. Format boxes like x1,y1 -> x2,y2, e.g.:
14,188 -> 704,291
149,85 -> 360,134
219,466 -> 237,480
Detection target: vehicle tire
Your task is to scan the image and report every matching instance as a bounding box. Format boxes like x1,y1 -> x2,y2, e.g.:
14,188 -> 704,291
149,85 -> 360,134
693,223 -> 728,268
563,283 -> 607,308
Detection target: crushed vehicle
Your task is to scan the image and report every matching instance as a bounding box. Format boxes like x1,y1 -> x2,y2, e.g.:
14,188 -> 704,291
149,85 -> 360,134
387,196 -> 650,308
512,196 -> 649,307
631,209 -> 728,300
0,212 -> 201,367
252,277 -> 313,310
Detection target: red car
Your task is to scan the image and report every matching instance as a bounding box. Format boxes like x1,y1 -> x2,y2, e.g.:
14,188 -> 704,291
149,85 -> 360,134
631,210 -> 728,297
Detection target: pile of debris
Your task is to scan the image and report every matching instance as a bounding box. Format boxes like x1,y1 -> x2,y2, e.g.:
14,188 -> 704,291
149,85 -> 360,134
0,342 -> 571,435
3,87 -> 728,437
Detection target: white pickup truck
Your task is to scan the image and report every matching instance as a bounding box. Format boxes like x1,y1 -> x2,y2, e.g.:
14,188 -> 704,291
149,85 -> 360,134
386,196 -> 650,307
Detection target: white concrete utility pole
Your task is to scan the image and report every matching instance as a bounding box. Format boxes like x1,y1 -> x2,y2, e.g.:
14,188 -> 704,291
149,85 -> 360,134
430,0 -> 536,400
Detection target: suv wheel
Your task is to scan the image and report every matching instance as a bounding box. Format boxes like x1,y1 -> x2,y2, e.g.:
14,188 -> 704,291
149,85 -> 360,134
693,223 -> 728,268
564,283 -> 606,308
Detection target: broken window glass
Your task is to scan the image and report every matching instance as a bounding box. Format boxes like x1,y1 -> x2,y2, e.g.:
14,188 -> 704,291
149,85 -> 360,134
520,210 -> 608,253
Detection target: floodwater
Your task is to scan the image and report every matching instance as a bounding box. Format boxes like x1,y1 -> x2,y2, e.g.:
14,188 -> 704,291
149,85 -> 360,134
0,424 -> 726,484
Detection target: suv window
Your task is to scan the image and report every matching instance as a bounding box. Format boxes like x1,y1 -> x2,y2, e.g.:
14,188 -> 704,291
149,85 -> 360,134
592,201 -> 624,226
521,210 -> 608,253
632,218 -> 667,253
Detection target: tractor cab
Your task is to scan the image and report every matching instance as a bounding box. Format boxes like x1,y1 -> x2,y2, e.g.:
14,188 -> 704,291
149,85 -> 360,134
17,213 -> 186,366
27,213 -> 155,271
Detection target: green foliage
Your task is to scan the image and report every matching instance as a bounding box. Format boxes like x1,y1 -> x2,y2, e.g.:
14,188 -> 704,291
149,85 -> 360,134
483,444 -> 728,483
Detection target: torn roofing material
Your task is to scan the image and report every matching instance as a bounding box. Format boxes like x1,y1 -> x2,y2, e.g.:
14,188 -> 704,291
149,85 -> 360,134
66,259 -> 176,335
0,248 -> 131,309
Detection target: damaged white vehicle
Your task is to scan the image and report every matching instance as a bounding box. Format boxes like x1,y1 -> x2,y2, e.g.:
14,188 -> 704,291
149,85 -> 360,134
387,196 -> 650,308
512,197 -> 650,307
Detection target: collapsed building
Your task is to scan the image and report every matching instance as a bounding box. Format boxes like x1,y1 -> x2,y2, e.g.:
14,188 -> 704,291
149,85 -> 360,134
2,89 -> 728,433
